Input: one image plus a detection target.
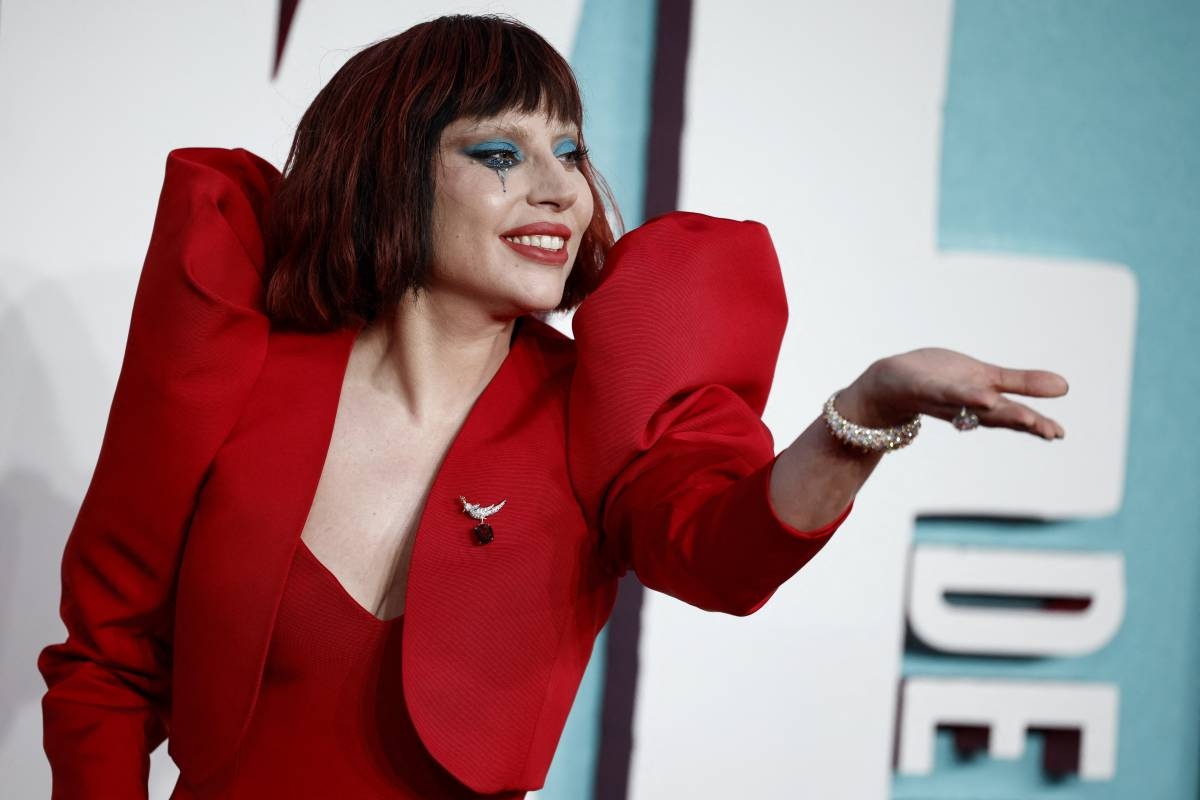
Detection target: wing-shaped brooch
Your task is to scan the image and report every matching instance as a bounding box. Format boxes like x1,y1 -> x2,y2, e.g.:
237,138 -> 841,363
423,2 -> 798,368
458,496 -> 507,545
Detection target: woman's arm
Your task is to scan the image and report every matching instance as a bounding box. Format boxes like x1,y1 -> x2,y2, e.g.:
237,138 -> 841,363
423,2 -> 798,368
769,348 -> 1068,531
597,384 -> 853,617
568,211 -> 859,616
38,148 -> 275,798
569,211 -> 1068,617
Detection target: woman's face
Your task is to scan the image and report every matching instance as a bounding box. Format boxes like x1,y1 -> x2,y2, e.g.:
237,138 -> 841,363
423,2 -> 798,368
430,106 -> 594,318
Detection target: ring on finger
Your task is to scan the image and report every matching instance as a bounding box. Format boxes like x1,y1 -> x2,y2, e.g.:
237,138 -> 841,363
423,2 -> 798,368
952,406 -> 980,431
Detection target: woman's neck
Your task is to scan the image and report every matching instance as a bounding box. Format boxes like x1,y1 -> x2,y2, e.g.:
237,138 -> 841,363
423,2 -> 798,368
351,295 -> 519,427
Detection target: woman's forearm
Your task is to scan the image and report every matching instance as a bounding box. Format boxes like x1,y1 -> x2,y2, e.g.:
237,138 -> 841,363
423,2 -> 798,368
767,398 -> 882,532
767,349 -> 1069,533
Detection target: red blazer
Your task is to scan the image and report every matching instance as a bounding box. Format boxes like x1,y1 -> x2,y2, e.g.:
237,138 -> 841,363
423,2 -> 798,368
38,148 -> 853,797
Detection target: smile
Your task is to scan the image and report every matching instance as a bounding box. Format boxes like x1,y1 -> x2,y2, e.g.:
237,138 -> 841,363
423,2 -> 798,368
499,222 -> 573,267
501,234 -> 565,251
499,235 -> 570,266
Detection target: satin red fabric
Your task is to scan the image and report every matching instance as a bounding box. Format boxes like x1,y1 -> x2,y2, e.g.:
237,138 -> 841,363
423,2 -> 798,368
39,147 -> 853,798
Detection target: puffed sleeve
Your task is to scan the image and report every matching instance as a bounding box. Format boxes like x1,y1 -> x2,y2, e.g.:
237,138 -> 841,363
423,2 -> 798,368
568,211 -> 853,617
37,147 -> 277,798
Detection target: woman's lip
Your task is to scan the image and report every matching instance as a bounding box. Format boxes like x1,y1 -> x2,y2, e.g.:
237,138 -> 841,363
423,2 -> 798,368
501,222 -> 573,239
499,236 -> 569,266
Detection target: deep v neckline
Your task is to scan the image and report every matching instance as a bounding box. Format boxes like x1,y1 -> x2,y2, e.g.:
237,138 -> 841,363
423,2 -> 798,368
294,314 -> 530,625
295,537 -> 404,626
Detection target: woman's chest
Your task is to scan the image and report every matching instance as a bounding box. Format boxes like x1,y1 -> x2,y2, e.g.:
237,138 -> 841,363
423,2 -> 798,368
176,325 -> 598,642
298,398 -> 463,623
168,322 -> 615,790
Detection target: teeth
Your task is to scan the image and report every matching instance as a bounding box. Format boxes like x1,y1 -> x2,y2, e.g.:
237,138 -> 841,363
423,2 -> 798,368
503,234 -> 565,251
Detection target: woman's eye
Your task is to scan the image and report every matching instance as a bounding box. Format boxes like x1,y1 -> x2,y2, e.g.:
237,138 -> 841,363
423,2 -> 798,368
559,146 -> 590,167
473,149 -> 520,170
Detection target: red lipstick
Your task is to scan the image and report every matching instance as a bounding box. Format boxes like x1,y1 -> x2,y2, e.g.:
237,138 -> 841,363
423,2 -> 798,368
501,222 -> 572,239
499,222 -> 573,267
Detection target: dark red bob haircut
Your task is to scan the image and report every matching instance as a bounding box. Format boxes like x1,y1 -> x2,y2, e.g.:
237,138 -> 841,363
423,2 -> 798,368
263,13 -> 621,331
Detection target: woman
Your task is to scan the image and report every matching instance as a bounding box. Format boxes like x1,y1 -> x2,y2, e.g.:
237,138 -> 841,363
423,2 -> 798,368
38,13 -> 1067,800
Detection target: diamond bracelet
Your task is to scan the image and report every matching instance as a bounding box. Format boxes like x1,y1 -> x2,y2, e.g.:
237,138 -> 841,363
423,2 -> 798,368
822,392 -> 922,452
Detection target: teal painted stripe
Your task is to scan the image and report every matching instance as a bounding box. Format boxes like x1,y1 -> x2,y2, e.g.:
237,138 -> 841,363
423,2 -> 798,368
540,2 -> 658,798
897,1 -> 1200,798
569,0 -> 657,231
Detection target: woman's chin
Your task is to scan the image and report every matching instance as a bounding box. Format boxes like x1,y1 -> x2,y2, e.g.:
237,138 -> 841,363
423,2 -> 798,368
516,300 -> 562,319
510,285 -> 569,316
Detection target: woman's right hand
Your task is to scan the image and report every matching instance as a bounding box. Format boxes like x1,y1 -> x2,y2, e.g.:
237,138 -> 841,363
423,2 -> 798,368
835,347 -> 1069,440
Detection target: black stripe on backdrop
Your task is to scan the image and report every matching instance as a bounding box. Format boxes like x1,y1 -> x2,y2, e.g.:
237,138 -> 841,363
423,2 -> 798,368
593,1 -> 694,798
274,0 -> 300,78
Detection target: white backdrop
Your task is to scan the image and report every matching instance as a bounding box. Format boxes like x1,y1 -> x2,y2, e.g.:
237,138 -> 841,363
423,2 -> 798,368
0,2 -> 1134,798
626,3 -> 1133,798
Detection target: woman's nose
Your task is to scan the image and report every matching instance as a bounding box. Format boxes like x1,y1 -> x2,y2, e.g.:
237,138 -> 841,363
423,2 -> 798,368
526,157 -> 578,211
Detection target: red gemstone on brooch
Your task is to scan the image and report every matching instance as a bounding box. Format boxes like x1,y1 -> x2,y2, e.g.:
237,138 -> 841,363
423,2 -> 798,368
459,495 -> 505,546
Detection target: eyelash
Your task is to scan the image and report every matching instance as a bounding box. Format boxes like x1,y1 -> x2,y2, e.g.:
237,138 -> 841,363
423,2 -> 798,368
564,146 -> 590,166
476,149 -> 520,170
471,145 -> 589,170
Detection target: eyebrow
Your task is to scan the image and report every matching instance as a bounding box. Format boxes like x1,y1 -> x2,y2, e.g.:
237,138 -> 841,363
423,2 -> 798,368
463,121 -> 580,141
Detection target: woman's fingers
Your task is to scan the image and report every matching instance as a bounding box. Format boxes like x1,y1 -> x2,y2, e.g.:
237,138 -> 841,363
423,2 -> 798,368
928,397 -> 1065,439
864,349 -> 1068,440
987,364 -> 1070,398
984,396 -> 1065,439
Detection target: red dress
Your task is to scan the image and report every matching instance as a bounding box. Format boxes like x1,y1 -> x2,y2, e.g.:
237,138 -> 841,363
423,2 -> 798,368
170,540 -> 525,799
40,148 -> 853,796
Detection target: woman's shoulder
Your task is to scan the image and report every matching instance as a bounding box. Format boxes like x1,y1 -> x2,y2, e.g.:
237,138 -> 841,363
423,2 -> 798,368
162,146 -> 279,187
569,208 -> 786,402
514,314 -> 578,384
124,146 -> 276,418
565,209 -> 789,528
606,209 -> 773,259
